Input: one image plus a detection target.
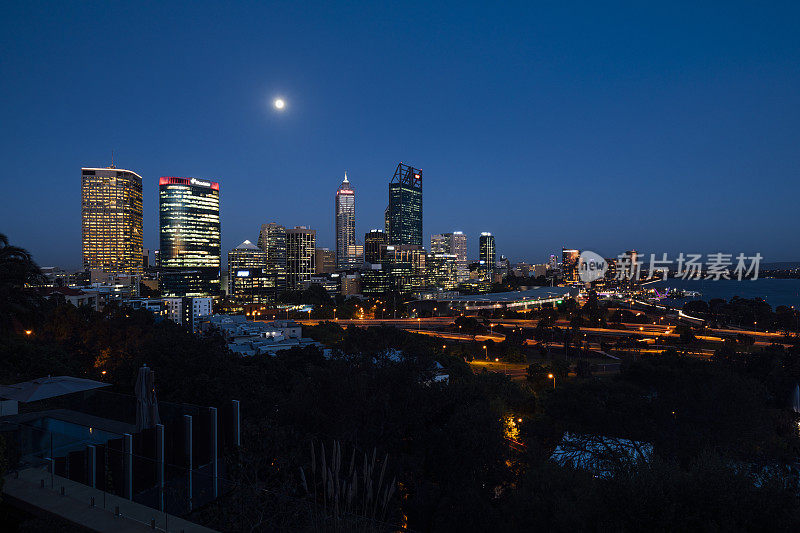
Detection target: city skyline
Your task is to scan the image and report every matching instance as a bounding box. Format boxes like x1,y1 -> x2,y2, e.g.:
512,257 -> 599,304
3,3 -> 800,268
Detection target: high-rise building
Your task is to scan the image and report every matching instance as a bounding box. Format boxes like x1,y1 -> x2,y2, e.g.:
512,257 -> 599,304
286,226 -> 316,289
426,254 -> 459,290
315,248 -> 336,274
431,232 -> 468,282
364,229 -> 388,264
561,248 -> 580,283
257,222 -> 287,294
385,162 -> 422,246
158,177 -> 220,296
479,233 -> 496,278
81,166 -> 143,275
227,240 -> 280,304
335,173 -> 359,270
383,244 -> 426,292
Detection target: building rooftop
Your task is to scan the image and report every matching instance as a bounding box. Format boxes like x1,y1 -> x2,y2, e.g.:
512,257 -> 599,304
233,239 -> 260,250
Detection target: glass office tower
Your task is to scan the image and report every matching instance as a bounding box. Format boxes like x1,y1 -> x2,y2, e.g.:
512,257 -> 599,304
81,167 -> 143,274
431,231 -> 468,282
286,226 -> 316,289
364,229 -> 388,264
385,162 -> 422,246
479,232 -> 496,278
335,173 -> 358,270
257,222 -> 288,294
159,177 -> 221,296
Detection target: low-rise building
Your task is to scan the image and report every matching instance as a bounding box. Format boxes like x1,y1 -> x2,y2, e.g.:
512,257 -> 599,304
163,297 -> 213,332
199,315 -> 317,356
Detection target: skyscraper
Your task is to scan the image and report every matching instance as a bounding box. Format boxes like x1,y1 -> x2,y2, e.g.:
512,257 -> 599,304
385,162 -> 422,246
228,240 -> 280,304
479,232 -> 496,278
426,254 -> 459,290
315,248 -> 336,274
364,229 -> 388,264
158,177 -> 220,296
257,222 -> 287,294
286,226 -> 316,289
431,232 -> 468,282
335,173 -> 358,270
562,248 -> 580,283
81,166 -> 143,274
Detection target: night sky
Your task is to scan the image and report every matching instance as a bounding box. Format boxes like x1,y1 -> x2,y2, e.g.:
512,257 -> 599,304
1,2 -> 799,269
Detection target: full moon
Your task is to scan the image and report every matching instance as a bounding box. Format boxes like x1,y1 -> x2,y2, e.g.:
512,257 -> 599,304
273,98 -> 285,110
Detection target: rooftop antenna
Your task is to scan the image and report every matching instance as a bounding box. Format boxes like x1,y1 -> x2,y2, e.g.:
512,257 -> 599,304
110,150 -> 116,169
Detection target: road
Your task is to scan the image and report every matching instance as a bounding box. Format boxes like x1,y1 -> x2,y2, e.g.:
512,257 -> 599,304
295,317 -> 792,348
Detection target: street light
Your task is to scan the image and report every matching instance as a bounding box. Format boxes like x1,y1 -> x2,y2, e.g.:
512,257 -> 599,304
548,373 -> 556,389
483,345 -> 488,360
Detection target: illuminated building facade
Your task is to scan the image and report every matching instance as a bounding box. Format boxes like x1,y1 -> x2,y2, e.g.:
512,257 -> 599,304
431,231 -> 468,282
81,167 -> 143,274
315,248 -> 336,274
335,173 -> 359,270
286,226 -> 316,289
257,222 -> 287,294
364,229 -> 388,264
383,244 -> 426,292
361,268 -> 391,295
426,254 -> 459,290
158,177 -> 220,296
561,248 -> 580,283
479,232 -> 496,278
385,162 -> 422,246
227,240 -> 280,304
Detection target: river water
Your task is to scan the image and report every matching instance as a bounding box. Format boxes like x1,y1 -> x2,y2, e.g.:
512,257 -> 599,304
648,278 -> 800,309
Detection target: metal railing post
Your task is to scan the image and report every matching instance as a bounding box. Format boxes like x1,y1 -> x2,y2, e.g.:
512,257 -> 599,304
231,400 -> 241,447
123,433 -> 133,500
156,424 -> 165,512
184,415 -> 193,511
209,407 -> 218,498
87,445 -> 96,488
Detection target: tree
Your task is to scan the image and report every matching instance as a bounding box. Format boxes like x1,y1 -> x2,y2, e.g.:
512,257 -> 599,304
0,233 -> 46,334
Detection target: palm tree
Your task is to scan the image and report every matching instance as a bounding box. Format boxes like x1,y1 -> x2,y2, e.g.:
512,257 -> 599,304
0,233 -> 46,334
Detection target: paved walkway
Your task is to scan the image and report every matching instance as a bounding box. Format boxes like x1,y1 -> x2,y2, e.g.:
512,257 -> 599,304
3,466 -> 218,533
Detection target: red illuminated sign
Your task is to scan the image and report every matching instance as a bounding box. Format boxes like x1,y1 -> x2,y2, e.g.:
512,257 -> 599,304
159,177 -> 220,190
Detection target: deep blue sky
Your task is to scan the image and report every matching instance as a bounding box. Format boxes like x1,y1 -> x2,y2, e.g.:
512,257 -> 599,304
1,1 -> 799,269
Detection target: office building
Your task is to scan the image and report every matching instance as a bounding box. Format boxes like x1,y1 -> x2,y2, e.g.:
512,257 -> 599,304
364,229 -> 388,264
257,222 -> 288,294
426,254 -> 459,290
163,296 -> 213,333
158,177 -> 221,296
361,268 -> 392,295
340,272 -> 361,295
228,240 -> 280,304
479,233 -> 496,278
383,244 -> 426,293
335,173 -> 359,270
81,166 -> 143,275
315,248 -> 336,274
561,248 -> 580,283
347,244 -> 363,266
286,226 -> 316,289
431,232 -> 468,281
385,162 -> 423,246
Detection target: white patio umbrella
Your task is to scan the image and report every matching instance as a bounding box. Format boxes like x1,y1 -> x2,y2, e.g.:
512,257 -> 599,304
0,375 -> 109,403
